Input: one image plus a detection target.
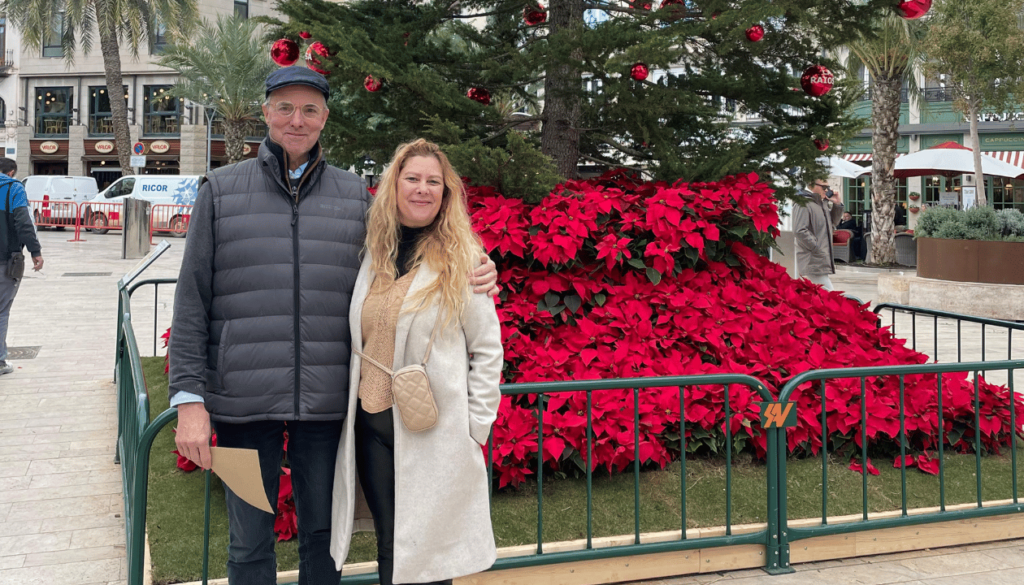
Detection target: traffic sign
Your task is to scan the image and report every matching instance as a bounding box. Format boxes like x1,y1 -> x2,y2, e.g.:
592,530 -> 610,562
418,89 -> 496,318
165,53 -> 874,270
130,155 -> 147,168
133,142 -> 145,155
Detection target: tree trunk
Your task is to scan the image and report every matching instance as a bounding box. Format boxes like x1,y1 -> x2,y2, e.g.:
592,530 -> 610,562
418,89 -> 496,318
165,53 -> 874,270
96,0 -> 133,176
869,75 -> 901,265
540,0 -> 583,180
968,100 -> 987,207
224,120 -> 247,165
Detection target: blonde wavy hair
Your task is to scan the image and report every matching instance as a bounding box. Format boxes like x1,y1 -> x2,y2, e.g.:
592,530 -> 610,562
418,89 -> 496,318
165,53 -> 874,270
366,139 -> 482,326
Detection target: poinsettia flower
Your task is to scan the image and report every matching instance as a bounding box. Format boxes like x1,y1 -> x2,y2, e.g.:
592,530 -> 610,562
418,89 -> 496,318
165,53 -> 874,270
893,455 -> 916,469
848,457 -> 880,476
916,454 -> 940,475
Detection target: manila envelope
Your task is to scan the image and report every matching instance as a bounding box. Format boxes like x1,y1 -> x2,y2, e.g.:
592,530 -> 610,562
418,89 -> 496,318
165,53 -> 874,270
211,446 -> 274,514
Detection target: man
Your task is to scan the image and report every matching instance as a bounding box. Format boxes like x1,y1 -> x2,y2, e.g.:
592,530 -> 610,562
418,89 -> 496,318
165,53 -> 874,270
792,179 -> 844,291
170,67 -> 496,584
837,211 -> 864,261
0,158 -> 44,376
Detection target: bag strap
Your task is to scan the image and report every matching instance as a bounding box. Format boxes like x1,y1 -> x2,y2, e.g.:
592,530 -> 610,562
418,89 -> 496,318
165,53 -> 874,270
4,183 -> 16,255
355,306 -> 445,375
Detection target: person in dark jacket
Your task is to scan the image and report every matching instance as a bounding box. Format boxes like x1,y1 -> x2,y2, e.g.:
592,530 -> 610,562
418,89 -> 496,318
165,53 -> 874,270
169,67 -> 496,585
0,158 -> 43,376
837,211 -> 864,261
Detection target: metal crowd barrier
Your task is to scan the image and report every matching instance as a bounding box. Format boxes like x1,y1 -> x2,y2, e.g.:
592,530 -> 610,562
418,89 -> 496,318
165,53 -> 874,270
114,297 -> 1024,585
873,303 -> 1024,363
775,360 -> 1024,571
149,204 -> 192,244
79,201 -> 124,235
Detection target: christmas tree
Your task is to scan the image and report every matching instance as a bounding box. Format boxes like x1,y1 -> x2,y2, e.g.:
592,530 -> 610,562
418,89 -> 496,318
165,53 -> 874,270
269,0 -> 893,197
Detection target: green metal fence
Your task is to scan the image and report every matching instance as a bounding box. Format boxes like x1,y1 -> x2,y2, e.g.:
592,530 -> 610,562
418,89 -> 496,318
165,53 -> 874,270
873,303 -> 1024,363
774,360 -> 1024,571
115,285 -> 1024,584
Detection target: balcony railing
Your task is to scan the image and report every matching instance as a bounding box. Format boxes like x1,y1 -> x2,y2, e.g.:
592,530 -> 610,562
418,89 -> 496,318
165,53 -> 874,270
924,87 -> 956,102
860,83 -> 909,103
89,114 -> 114,136
0,50 -> 13,75
143,113 -> 180,136
210,118 -> 268,140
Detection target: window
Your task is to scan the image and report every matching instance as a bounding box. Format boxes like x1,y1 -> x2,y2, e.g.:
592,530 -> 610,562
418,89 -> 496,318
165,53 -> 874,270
234,1 -> 249,18
42,12 -> 64,58
35,87 -> 73,136
143,85 -> 180,135
992,178 -> 1024,211
210,113 -> 267,140
843,176 -> 909,220
152,21 -> 169,54
88,86 -> 128,136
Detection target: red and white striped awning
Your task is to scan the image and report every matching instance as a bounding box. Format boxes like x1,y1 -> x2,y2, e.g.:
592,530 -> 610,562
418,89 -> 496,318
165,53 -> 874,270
983,151 -> 1024,168
843,153 -> 904,162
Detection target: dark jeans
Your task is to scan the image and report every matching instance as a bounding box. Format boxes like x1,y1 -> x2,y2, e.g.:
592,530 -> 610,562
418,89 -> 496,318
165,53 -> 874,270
214,419 -> 343,585
354,404 -> 452,585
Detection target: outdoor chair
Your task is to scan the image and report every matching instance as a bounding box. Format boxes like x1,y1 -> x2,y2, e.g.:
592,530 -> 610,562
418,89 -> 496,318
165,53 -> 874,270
832,228 -> 853,263
895,232 -> 917,267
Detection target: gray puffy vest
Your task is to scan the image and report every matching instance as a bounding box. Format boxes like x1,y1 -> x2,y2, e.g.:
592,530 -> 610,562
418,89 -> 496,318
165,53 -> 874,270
204,142 -> 368,422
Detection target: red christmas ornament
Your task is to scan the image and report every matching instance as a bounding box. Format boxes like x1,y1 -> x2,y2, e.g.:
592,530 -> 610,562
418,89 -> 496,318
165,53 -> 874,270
814,138 -> 829,151
630,0 -> 653,9
659,0 -> 686,19
800,65 -> 834,97
896,0 -> 932,19
298,31 -> 312,40
745,24 -> 765,42
305,42 -> 330,75
467,87 -> 491,105
524,5 -> 547,26
364,75 -> 382,93
630,63 -> 650,81
270,38 -> 299,67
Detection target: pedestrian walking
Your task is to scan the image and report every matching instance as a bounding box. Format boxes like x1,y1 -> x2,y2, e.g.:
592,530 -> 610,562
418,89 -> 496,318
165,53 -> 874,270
0,157 -> 44,376
792,179 -> 844,290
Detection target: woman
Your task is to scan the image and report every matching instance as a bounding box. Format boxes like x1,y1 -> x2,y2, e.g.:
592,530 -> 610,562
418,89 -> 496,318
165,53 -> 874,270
331,139 -> 502,584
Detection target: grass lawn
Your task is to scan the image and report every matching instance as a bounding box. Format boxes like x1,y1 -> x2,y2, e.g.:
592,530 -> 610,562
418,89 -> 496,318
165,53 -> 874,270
142,357 -> 1024,584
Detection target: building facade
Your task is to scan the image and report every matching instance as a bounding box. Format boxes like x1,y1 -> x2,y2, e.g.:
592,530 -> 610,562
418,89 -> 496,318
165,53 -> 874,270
837,66 -> 1024,226
2,0 -> 279,188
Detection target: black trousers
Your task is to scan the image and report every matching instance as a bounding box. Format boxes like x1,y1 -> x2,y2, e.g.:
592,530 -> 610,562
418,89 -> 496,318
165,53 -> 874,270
354,403 -> 453,585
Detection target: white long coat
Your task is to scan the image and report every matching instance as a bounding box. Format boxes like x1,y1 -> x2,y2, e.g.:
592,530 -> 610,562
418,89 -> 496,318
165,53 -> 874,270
330,252 -> 502,583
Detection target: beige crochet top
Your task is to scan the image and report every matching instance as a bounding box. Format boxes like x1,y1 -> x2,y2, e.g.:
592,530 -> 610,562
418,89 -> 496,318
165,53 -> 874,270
359,268 -> 420,413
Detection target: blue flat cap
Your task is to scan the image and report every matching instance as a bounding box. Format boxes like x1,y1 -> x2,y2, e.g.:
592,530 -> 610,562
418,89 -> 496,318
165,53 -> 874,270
265,66 -> 330,101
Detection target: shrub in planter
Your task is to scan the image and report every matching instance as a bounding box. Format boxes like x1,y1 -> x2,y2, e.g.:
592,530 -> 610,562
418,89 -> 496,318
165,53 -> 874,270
996,208 -> 1024,238
915,205 -> 1011,241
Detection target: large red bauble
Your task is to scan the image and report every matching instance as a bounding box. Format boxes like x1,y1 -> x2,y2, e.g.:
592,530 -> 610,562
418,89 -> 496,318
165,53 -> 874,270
814,138 -> 829,151
800,65 -> 834,97
467,87 -> 491,105
630,63 -> 650,81
364,75 -> 382,92
897,0 -> 932,19
659,0 -> 686,20
524,5 -> 547,26
270,38 -> 299,67
745,24 -> 765,42
305,42 -> 330,75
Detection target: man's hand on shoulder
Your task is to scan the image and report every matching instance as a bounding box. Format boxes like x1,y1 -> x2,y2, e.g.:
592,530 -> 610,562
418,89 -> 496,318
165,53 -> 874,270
175,402 -> 213,469
470,253 -> 499,296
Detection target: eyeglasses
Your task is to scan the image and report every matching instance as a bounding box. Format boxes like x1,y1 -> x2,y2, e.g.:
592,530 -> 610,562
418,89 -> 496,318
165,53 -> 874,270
269,101 -> 325,119
814,183 -> 830,189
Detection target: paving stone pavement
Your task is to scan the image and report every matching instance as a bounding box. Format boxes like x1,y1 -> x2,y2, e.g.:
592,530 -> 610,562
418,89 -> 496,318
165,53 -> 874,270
1,233 -> 1021,584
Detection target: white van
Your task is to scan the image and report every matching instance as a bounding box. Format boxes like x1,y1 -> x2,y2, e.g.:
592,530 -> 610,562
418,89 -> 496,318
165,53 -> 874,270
21,176 -> 99,228
82,175 -> 202,235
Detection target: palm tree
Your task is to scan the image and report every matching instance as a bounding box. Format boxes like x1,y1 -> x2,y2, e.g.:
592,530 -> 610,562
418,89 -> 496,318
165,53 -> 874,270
2,0 -> 198,175
158,15 -> 275,165
846,14 -> 926,264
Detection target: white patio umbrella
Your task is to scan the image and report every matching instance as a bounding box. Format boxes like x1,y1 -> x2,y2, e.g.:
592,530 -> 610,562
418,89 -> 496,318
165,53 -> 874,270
893,141 -> 1024,179
818,156 -> 870,179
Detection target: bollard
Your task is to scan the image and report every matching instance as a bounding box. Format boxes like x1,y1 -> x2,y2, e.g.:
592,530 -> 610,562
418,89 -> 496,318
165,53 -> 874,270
122,198 -> 152,259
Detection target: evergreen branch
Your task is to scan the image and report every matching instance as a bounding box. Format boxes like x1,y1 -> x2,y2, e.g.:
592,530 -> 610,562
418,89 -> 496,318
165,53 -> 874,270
482,116 -> 544,143
579,153 -> 648,175
594,134 -> 645,158
483,77 -> 546,90
450,9 -> 520,20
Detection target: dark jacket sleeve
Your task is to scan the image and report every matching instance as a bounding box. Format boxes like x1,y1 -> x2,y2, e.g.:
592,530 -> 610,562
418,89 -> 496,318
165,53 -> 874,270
168,178 -> 216,403
12,207 -> 41,257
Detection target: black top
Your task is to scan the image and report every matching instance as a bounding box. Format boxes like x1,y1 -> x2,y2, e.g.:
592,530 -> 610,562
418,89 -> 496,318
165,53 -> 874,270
397,225 -> 427,277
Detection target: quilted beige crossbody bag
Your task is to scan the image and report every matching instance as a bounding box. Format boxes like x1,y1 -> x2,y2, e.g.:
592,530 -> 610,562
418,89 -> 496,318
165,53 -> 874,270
355,311 -> 442,432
